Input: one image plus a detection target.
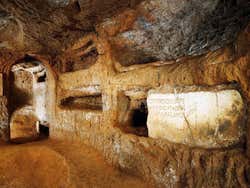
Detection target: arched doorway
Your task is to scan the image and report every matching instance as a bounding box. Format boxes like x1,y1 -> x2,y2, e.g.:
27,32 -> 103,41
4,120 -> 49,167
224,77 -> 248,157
9,56 -> 55,143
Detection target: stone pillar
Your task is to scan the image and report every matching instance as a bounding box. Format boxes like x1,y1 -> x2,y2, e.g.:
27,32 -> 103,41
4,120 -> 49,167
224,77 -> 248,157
102,86 -> 119,128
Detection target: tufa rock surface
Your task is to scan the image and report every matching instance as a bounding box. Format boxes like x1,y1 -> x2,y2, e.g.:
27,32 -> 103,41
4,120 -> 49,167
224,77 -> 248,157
0,1 -> 249,188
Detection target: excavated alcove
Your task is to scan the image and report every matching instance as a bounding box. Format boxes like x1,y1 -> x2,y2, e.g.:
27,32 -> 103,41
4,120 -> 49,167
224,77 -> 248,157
117,91 -> 148,137
129,102 -> 148,136
59,40 -> 99,73
9,58 -> 50,142
60,94 -> 103,111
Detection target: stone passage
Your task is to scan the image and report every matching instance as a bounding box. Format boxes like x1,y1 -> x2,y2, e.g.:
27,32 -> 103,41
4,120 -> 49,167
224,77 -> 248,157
147,85 -> 246,148
10,60 -> 50,141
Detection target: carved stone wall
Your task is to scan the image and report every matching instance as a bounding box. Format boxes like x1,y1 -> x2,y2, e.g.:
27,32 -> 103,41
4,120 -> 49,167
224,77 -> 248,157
0,96 -> 9,141
11,68 -> 33,108
0,1 -> 249,187
49,25 -> 250,187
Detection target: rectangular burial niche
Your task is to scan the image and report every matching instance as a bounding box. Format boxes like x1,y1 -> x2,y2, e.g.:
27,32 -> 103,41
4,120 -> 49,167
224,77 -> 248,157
60,40 -> 99,73
117,92 -> 148,137
60,94 -> 103,111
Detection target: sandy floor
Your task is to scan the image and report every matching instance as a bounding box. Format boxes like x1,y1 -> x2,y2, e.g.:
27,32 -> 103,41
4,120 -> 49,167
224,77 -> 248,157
0,139 -> 151,188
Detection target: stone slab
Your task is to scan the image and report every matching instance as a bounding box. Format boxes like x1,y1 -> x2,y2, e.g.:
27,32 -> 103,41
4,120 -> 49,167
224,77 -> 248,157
147,85 -> 246,148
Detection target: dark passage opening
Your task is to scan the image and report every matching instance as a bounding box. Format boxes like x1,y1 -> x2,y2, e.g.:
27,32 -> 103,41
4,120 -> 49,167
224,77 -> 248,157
37,73 -> 46,83
9,57 -> 50,144
130,101 -> 148,136
117,93 -> 148,137
39,124 -> 49,138
132,101 -> 148,125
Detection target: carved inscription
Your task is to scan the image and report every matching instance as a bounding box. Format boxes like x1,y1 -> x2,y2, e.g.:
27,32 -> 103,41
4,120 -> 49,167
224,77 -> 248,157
146,89 -> 245,148
147,94 -> 184,117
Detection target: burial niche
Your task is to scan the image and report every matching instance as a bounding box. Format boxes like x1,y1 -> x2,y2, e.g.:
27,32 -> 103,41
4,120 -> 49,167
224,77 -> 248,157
60,94 -> 103,111
59,40 -> 99,73
59,85 -> 103,111
117,91 -> 148,137
9,59 -> 50,142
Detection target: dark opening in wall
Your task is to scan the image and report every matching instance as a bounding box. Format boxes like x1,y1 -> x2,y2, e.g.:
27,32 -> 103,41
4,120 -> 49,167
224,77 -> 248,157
60,40 -> 99,73
39,124 -> 49,138
113,47 -> 159,67
37,73 -> 46,83
9,58 -> 51,143
78,40 -> 94,51
73,0 -> 81,12
21,55 -> 38,63
75,48 -> 99,70
129,101 -> 148,136
117,93 -> 148,137
60,94 -> 103,111
131,102 -> 148,126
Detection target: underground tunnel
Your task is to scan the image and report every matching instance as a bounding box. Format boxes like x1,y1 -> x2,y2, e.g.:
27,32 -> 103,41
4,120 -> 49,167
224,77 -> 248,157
0,0 -> 249,187
9,59 -> 50,142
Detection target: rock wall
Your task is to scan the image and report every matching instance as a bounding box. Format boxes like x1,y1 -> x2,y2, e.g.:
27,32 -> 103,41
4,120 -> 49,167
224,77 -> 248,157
0,28 -> 248,185
10,68 -> 33,108
50,25 -> 250,187
10,106 -> 39,139
0,73 -> 8,141
0,96 -> 8,141
0,1 -> 249,186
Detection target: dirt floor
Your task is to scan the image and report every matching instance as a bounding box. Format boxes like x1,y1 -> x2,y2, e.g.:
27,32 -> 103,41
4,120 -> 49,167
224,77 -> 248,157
0,139 -> 151,188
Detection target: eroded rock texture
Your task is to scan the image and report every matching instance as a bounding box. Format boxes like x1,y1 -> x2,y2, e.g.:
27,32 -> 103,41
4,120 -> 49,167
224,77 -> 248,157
0,10 -> 23,50
101,0 -> 250,66
0,96 -> 8,141
51,25 -> 250,187
0,0 -> 249,58
0,0 -> 144,54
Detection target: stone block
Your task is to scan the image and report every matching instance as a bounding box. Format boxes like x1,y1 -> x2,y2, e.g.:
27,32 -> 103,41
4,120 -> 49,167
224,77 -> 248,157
147,85 -> 246,148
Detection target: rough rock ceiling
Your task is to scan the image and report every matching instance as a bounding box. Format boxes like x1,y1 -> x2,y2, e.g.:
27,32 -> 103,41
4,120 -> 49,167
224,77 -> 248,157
0,0 -> 249,63
0,0 -> 142,54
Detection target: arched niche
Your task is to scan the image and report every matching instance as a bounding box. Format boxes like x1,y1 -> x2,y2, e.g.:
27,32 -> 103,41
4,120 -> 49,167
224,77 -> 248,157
5,55 -> 56,142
